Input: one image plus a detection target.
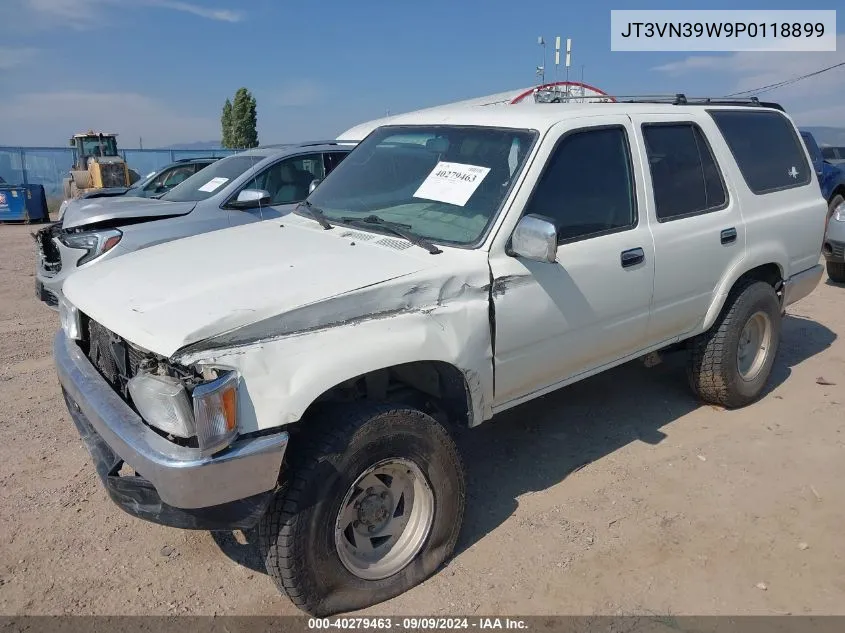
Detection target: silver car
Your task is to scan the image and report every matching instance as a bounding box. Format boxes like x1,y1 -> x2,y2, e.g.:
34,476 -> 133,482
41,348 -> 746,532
823,198 -> 845,283
36,141 -> 355,308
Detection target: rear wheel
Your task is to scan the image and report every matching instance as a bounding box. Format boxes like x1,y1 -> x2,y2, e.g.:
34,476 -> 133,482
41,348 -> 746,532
259,403 -> 465,616
688,279 -> 782,408
827,261 -> 845,283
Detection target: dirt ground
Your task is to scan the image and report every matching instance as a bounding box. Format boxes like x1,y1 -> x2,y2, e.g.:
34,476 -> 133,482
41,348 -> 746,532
0,221 -> 843,617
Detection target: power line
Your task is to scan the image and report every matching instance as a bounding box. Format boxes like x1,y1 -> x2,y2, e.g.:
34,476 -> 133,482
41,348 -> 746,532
726,61 -> 845,97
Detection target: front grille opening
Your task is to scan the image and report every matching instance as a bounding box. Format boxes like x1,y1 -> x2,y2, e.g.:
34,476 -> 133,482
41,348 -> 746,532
77,314 -> 202,449
35,224 -> 63,273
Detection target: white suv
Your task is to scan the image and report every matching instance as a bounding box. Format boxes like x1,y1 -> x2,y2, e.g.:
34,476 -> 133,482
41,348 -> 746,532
54,98 -> 826,615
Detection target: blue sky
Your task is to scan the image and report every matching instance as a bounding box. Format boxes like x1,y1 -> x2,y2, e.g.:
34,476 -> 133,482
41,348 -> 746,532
0,0 -> 842,147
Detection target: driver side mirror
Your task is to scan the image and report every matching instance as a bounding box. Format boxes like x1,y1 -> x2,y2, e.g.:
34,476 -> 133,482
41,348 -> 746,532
510,214 -> 558,263
228,188 -> 271,209
308,178 -> 322,194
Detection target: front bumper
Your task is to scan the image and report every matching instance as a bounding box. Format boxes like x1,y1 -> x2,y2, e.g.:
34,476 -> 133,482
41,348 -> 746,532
35,277 -> 60,309
824,217 -> 845,262
822,221 -> 845,264
54,330 -> 288,529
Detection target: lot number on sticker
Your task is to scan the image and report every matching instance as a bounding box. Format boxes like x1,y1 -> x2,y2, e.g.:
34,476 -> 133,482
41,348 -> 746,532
198,177 -> 229,193
414,162 -> 491,207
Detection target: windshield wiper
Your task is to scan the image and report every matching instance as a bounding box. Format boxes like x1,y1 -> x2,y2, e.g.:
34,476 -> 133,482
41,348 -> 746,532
339,215 -> 442,254
296,200 -> 333,230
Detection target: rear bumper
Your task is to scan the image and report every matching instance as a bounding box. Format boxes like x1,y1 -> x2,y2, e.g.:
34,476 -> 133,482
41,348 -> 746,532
54,330 -> 287,529
783,264 -> 824,307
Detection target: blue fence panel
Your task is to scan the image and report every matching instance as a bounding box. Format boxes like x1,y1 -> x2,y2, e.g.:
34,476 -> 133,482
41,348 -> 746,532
22,148 -> 75,198
122,150 -> 174,180
0,148 -> 24,186
0,146 -> 239,199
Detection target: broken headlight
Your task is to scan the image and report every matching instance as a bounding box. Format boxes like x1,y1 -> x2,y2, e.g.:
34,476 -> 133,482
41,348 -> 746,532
128,366 -> 239,456
58,295 -> 82,340
58,229 -> 122,266
128,372 -> 195,439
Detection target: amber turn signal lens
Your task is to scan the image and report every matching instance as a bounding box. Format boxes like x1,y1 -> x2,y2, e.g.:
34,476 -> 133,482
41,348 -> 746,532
221,386 -> 237,432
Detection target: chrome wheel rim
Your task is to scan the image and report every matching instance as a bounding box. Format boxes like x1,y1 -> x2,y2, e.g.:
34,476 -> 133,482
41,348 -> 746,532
334,458 -> 434,580
736,311 -> 772,381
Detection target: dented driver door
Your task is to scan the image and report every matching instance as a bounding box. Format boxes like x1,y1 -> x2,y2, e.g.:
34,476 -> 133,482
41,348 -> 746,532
489,116 -> 656,410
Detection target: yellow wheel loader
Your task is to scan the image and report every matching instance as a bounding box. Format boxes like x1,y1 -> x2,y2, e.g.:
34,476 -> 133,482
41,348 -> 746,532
62,132 -> 137,200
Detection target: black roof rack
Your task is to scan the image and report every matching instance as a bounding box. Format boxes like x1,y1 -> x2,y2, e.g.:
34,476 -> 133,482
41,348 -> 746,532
533,90 -> 784,111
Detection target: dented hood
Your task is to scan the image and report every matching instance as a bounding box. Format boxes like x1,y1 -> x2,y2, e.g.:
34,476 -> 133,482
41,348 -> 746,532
61,196 -> 196,229
62,218 -> 443,357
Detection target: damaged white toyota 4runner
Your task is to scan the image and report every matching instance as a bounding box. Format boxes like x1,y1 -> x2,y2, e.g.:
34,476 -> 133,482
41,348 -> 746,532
55,99 -> 826,615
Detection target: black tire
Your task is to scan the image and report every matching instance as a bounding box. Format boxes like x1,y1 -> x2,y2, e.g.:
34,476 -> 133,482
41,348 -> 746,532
687,279 -> 782,408
259,403 -> 466,616
828,194 -> 844,234
828,261 -> 845,283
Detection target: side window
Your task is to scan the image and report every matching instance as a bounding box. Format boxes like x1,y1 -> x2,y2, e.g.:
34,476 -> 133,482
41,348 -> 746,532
524,126 -> 636,243
709,110 -> 811,194
239,153 -> 326,206
324,151 -> 348,175
144,165 -> 192,192
643,123 -> 727,222
162,166 -> 194,188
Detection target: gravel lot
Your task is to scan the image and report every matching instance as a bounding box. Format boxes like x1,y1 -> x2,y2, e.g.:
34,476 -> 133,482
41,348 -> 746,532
1,221 -> 843,616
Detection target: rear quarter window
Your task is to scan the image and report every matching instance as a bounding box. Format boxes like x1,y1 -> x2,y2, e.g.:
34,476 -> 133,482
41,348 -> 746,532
709,110 -> 811,194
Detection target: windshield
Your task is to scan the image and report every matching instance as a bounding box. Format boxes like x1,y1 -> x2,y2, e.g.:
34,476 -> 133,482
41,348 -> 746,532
161,154 -> 263,202
80,136 -> 117,157
306,125 -> 537,245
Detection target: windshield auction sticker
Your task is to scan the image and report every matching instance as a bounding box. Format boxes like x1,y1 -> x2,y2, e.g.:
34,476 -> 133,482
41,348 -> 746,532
198,177 -> 229,192
414,162 -> 491,207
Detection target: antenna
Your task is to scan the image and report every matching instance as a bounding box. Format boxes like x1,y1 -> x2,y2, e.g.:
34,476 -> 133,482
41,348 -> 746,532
554,36 -> 561,83
565,38 -> 572,97
537,36 -> 546,85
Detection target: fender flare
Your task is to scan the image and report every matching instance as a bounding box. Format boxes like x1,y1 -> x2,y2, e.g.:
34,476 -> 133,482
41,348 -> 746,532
701,248 -> 787,332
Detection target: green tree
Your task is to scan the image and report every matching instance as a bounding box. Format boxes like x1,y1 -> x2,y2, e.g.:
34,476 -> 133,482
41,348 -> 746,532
221,88 -> 258,149
220,98 -> 233,148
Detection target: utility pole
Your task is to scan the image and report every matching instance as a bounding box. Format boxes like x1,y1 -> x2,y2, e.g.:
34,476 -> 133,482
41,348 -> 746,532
581,65 -> 585,102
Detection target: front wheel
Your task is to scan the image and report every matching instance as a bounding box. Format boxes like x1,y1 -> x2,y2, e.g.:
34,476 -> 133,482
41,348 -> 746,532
259,404 -> 466,616
688,279 -> 782,408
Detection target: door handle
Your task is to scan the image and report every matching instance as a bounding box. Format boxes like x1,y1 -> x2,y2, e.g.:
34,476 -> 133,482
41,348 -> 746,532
621,247 -> 645,268
721,227 -> 737,244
